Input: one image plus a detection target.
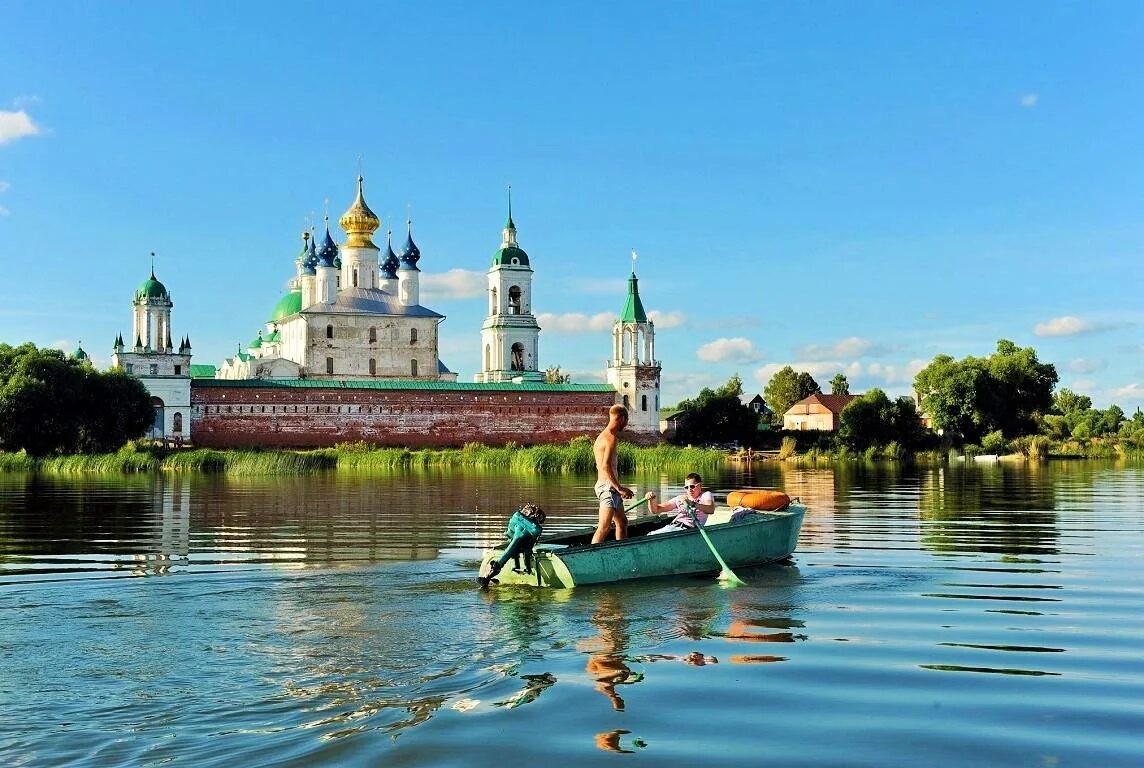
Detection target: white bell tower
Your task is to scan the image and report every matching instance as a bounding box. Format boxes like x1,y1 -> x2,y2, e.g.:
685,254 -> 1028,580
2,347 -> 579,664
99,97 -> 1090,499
475,191 -> 543,382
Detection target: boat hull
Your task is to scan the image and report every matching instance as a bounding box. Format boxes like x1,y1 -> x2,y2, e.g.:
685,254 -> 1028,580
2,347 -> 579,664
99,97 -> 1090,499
481,504 -> 806,588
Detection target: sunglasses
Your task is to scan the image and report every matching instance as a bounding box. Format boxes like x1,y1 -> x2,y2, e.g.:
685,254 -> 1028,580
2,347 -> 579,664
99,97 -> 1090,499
684,483 -> 700,489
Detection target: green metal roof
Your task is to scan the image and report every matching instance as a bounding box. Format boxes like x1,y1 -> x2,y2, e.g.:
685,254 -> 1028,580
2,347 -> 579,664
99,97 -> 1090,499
190,364 -> 217,378
492,245 -> 530,267
136,270 -> 169,301
192,378 -> 614,392
619,272 -> 647,323
269,290 -> 302,323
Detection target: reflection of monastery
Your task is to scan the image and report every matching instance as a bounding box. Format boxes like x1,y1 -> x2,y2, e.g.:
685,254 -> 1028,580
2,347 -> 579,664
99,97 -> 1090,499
110,178 -> 662,447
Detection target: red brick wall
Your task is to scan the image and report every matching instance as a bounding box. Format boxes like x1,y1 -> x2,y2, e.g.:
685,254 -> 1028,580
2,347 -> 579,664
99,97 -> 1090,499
189,384 -> 645,448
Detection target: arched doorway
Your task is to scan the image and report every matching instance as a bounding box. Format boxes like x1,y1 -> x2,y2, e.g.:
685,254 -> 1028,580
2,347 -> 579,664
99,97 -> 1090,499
150,397 -> 165,440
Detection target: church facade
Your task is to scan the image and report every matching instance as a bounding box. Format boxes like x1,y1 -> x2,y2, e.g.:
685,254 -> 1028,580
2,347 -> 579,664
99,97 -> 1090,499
111,177 -> 662,447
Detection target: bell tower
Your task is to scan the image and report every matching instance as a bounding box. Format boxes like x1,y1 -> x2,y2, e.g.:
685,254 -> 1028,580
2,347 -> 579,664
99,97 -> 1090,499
475,190 -> 542,382
606,252 -> 661,438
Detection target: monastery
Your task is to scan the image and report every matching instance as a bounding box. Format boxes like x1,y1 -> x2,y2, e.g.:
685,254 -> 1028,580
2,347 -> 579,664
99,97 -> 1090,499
110,178 -> 663,448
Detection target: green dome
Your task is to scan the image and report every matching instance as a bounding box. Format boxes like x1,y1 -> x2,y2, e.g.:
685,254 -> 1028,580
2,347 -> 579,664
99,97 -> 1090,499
269,289 -> 302,322
249,333 -> 263,350
135,270 -> 170,301
492,245 -> 530,267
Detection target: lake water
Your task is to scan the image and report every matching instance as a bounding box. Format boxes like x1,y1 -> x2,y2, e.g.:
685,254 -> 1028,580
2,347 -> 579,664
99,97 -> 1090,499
2,462 -> 1143,767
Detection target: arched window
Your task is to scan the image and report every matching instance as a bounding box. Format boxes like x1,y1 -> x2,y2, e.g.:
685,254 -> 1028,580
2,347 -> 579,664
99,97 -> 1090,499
369,327 -> 377,343
150,397 -> 164,439
369,358 -> 376,375
490,287 -> 498,315
410,328 -> 418,344
510,343 -> 524,371
173,412 -> 183,433
622,394 -> 630,409
326,325 -> 333,339
411,359 -> 418,376
509,286 -> 522,315
641,395 -> 648,412
326,357 -> 334,374
484,344 -> 491,371
352,268 -> 359,288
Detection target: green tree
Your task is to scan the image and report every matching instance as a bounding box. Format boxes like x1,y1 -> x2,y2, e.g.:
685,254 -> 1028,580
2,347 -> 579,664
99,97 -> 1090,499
829,372 -> 850,396
672,374 -> 759,446
1053,388 -> 1092,416
544,365 -> 572,384
763,366 -> 821,425
838,389 -> 925,450
0,343 -> 152,455
913,340 -> 1058,444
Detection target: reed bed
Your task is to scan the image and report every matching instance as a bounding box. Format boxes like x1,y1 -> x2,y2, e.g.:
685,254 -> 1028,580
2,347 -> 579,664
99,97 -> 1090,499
1,439 -> 726,476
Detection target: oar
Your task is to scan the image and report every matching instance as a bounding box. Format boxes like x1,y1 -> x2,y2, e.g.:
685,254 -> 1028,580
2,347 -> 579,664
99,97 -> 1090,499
683,501 -> 746,586
624,496 -> 650,514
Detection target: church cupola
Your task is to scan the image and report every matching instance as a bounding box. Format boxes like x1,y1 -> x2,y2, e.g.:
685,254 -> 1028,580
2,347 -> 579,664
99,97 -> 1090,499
381,229 -> 399,279
339,175 -> 380,249
396,219 -> 422,306
131,262 -> 174,353
400,220 -> 421,270
317,220 -> 338,267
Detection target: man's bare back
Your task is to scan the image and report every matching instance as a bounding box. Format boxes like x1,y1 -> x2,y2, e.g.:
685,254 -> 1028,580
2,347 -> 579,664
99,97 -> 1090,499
592,405 -> 633,544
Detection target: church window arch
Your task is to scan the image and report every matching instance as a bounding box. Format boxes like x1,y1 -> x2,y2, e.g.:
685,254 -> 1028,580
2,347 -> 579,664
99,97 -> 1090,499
508,286 -> 522,315
173,412 -> 183,433
326,357 -> 334,374
642,395 -> 648,412
622,394 -> 630,409
511,343 -> 524,371
484,344 -> 491,371
352,268 -> 359,288
369,326 -> 377,343
326,325 -> 334,339
411,359 -> 418,376
410,328 -> 418,344
369,358 -> 376,376
490,287 -> 498,315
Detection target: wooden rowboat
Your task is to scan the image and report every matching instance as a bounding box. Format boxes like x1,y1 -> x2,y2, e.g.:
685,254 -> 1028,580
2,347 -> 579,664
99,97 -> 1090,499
480,503 -> 806,588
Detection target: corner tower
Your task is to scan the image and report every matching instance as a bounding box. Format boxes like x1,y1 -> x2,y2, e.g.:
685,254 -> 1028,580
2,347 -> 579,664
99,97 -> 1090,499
474,191 -> 542,382
606,255 -> 661,437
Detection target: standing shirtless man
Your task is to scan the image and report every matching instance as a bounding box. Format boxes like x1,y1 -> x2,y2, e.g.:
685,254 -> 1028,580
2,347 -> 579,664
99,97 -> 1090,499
592,404 -> 634,544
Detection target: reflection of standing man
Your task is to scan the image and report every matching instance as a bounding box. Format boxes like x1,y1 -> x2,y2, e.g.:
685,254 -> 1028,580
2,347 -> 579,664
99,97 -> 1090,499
592,405 -> 634,544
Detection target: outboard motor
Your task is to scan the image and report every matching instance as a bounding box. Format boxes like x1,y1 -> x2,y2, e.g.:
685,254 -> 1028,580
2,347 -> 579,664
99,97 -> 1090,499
478,503 -> 546,588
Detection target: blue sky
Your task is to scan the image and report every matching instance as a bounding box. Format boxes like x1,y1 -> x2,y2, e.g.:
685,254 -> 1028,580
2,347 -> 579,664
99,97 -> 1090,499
2,2 -> 1142,408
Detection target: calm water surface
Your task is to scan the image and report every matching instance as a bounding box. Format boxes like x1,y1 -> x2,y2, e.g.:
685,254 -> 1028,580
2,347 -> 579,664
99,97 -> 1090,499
1,462 -> 1142,767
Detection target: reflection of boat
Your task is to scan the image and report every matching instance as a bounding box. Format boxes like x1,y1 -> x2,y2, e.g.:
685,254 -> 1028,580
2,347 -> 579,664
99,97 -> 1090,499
482,504 -> 806,588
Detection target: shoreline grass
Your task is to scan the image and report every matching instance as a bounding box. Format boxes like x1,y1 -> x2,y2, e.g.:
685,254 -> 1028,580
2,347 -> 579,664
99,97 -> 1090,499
0,437 -> 726,476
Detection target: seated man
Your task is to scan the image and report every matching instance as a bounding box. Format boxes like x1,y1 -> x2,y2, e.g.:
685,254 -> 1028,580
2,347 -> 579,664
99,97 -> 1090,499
644,473 -> 716,535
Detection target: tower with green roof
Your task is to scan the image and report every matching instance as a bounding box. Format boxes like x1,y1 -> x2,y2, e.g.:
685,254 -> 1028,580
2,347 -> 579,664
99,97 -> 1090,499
606,254 -> 661,438
474,190 -> 543,383
111,263 -> 193,444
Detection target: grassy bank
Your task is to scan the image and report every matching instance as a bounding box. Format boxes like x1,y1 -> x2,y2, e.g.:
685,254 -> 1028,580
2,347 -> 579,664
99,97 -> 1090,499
0,437 -> 726,476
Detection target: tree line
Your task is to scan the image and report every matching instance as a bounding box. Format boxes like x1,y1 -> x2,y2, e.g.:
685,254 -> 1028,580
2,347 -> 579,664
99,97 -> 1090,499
667,339 -> 1144,455
0,343 -> 154,456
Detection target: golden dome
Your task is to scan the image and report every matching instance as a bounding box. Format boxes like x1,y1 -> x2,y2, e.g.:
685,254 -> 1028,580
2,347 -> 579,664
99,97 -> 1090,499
339,175 -> 380,248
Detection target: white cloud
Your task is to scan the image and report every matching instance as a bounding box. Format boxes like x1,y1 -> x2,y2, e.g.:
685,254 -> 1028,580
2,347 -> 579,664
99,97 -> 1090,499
1113,383 -> 1144,402
796,336 -> 880,360
751,360 -> 859,388
1068,357 -> 1105,374
696,337 -> 762,364
537,311 -> 615,333
647,309 -> 686,328
865,359 -> 928,386
1020,93 -> 1039,108
1071,378 -> 1097,392
0,204 -> 8,217
1034,316 -> 1097,337
420,269 -> 485,300
0,181 -> 9,192
0,109 -> 40,144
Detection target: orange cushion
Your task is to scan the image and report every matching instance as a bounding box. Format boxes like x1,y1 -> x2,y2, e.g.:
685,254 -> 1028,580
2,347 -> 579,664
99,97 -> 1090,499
726,490 -> 791,511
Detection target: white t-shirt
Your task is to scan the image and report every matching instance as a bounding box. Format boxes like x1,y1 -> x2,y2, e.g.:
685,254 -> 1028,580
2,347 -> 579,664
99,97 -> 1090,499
670,490 -> 715,526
